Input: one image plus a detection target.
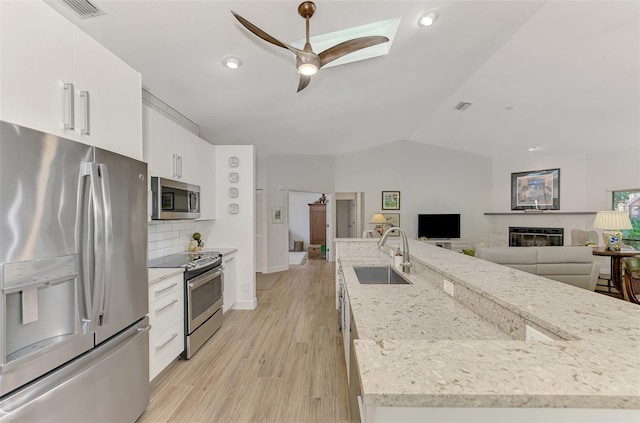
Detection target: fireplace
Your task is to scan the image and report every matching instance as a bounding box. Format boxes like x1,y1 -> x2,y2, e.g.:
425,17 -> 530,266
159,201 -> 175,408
509,227 -> 564,247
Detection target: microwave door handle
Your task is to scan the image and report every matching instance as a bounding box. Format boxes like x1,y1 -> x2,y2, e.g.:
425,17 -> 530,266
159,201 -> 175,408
98,163 -> 113,325
86,162 -> 106,331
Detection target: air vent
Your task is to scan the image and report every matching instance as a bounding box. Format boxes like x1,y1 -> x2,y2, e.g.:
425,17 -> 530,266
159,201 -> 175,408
454,101 -> 472,111
59,0 -> 105,19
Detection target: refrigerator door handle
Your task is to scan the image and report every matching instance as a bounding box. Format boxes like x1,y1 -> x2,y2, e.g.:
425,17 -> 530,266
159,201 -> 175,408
79,163 -> 93,333
86,162 -> 106,331
98,163 -> 113,325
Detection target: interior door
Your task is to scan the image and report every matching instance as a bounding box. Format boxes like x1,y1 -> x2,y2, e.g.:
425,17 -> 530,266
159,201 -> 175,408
337,200 -> 351,238
92,148 -> 148,344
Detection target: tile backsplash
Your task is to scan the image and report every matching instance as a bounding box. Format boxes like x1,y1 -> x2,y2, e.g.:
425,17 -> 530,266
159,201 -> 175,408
148,221 -> 198,260
148,220 -> 215,261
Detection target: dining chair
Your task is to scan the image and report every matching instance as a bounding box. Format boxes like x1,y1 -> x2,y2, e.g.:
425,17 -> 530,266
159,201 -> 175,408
622,257 -> 640,304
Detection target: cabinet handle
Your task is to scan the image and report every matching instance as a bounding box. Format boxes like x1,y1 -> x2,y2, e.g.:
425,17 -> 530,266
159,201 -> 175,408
155,333 -> 178,351
155,298 -> 178,313
64,83 -> 74,130
177,155 -> 183,178
154,282 -> 178,295
172,154 -> 178,178
80,91 -> 90,135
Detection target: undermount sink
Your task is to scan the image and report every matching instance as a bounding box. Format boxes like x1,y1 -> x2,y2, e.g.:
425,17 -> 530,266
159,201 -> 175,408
353,265 -> 410,285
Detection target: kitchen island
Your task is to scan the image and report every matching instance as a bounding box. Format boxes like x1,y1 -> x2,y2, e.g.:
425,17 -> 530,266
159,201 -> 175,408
336,239 -> 640,422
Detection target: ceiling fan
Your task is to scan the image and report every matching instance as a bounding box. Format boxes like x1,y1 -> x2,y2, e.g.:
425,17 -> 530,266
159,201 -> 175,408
231,1 -> 389,92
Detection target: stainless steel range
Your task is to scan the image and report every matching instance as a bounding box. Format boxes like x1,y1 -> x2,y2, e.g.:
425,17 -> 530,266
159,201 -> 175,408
149,251 -> 223,359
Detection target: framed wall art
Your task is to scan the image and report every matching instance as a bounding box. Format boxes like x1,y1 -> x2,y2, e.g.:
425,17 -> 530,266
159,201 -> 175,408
381,213 -> 400,237
511,168 -> 560,210
271,206 -> 284,224
382,191 -> 400,210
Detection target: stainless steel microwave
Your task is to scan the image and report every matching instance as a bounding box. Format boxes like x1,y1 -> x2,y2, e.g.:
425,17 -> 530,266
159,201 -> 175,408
151,177 -> 200,219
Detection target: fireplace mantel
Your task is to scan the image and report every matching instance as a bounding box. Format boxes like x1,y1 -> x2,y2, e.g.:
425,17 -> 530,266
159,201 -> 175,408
484,212 -> 598,246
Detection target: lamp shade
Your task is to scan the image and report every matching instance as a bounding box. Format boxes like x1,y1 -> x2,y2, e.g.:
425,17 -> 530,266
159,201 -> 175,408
370,213 -> 387,224
593,211 -> 632,230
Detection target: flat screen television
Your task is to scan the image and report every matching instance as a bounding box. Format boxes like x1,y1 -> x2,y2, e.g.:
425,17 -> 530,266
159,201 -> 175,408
418,214 -> 460,239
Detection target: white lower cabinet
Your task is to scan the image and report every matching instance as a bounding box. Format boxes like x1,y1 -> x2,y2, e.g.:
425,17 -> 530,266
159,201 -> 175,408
223,253 -> 237,312
148,273 -> 184,381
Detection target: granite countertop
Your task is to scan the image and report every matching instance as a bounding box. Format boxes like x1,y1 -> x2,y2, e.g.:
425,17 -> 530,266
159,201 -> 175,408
337,239 -> 640,410
148,267 -> 184,286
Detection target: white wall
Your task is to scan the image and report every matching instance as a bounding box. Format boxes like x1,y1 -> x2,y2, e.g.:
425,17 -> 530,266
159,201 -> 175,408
209,145 -> 256,310
585,143 -> 640,208
288,191 -> 322,250
491,155 -> 588,212
487,145 -> 640,245
257,154 -> 334,273
334,140 -> 493,246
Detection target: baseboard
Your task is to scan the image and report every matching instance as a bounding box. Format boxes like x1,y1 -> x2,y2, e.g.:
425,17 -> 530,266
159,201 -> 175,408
263,264 -> 289,274
234,298 -> 257,310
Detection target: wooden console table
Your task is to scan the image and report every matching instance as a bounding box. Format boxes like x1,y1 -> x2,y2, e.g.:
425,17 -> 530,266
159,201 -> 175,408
592,248 -> 639,296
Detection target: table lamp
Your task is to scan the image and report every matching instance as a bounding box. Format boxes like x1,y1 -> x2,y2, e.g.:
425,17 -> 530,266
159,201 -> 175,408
370,213 -> 387,235
593,211 -> 632,251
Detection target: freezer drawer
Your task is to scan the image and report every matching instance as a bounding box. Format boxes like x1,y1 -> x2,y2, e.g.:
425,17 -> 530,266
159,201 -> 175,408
0,317 -> 150,422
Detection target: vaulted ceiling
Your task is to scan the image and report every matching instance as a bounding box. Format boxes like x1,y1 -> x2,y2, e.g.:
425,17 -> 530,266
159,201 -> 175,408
50,0 -> 639,158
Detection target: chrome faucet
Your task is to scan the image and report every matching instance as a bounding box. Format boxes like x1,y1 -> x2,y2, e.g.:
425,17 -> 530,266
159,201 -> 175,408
378,227 -> 412,273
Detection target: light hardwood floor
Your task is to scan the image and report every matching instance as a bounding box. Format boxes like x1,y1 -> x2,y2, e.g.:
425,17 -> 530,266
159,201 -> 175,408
138,259 -> 352,423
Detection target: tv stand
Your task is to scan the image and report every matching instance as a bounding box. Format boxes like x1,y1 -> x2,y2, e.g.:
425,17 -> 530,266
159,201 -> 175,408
419,239 -> 453,250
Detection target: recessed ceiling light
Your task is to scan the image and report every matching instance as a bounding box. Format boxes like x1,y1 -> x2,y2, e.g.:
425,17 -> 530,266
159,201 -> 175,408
418,9 -> 439,27
222,55 -> 242,70
528,147 -> 538,152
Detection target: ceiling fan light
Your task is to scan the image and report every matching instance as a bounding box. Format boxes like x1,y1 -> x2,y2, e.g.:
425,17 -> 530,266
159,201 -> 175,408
222,55 -> 242,69
418,10 -> 439,27
298,63 -> 318,76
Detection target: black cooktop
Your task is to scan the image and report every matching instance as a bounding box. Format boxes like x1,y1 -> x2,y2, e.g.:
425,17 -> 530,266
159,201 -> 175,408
149,251 -> 221,270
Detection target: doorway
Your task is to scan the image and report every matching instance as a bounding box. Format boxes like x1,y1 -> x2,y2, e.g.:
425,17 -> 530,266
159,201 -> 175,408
288,190 -> 322,251
336,199 -> 355,238
334,192 -> 363,240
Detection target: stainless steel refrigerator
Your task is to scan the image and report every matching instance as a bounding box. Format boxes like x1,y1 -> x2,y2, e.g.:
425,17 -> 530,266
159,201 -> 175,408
0,121 -> 150,422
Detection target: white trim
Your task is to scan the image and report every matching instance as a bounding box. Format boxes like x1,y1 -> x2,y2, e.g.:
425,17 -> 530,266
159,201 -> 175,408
233,298 -> 257,310
264,264 -> 289,274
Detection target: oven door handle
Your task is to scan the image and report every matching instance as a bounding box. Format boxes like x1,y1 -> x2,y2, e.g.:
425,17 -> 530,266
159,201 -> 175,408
188,268 -> 223,290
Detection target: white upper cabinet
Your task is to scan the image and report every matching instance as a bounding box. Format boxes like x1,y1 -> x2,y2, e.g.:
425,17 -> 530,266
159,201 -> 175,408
143,105 -> 177,180
191,134 -> 216,220
0,1 -> 74,138
0,1 -> 142,160
72,28 -> 142,159
142,104 -> 216,220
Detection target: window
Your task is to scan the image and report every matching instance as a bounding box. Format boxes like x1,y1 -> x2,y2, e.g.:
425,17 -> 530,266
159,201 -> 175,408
612,189 -> 640,249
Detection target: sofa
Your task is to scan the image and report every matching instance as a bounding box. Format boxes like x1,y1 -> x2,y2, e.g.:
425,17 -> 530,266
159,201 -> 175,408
475,246 -> 600,291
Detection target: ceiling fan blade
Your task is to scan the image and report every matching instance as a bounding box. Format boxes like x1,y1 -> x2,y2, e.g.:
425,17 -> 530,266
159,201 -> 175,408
318,36 -> 389,68
297,75 -> 311,92
231,11 -> 302,56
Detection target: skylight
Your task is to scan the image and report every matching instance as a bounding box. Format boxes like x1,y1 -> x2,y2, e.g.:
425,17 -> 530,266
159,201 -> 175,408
290,18 -> 401,69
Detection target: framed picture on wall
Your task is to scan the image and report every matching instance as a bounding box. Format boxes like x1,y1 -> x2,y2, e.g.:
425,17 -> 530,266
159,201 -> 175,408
382,213 -> 400,237
271,206 -> 284,224
511,168 -> 560,210
382,191 -> 400,210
